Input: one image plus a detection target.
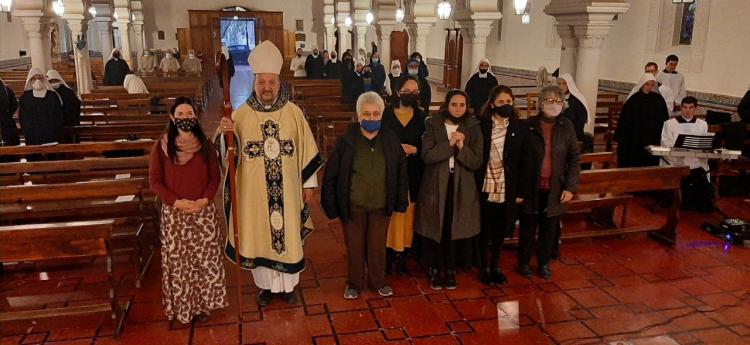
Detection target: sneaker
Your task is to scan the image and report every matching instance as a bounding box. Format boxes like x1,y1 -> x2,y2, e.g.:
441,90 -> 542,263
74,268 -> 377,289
256,289 -> 272,306
444,270 -> 457,290
490,268 -> 508,285
429,268 -> 442,290
539,264 -> 552,279
344,286 -> 359,300
282,291 -> 297,304
516,264 -> 532,278
376,285 -> 394,297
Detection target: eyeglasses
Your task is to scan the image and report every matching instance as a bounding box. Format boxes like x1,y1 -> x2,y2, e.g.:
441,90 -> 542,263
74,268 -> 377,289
542,98 -> 564,105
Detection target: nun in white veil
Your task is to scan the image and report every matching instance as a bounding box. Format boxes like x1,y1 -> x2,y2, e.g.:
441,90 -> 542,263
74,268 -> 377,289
18,68 -> 64,145
615,73 -> 670,167
556,74 -> 590,140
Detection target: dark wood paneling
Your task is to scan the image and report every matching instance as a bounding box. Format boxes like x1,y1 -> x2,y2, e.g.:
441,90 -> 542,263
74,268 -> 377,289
188,10 -> 285,65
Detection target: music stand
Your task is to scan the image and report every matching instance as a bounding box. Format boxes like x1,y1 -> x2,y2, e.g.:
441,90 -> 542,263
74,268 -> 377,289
673,134 -> 721,151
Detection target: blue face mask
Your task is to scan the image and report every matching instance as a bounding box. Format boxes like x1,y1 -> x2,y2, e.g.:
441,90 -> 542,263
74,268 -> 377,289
360,119 -> 381,133
408,69 -> 418,76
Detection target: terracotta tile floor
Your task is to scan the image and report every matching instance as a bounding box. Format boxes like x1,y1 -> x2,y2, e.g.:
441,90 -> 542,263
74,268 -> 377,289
3,87 -> 750,345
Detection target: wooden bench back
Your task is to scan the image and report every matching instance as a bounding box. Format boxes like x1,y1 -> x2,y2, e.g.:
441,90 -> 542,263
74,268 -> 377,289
0,219 -> 117,262
0,156 -> 150,185
577,166 -> 689,194
0,178 -> 146,203
0,141 -> 155,160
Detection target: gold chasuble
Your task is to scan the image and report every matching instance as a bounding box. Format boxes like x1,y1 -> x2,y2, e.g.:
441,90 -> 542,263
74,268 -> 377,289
216,87 -> 324,274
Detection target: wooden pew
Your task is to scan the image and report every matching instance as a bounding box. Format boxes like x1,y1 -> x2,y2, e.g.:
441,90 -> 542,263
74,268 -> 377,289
66,123 -> 165,142
0,141 -> 155,161
0,219 -> 129,337
0,156 -> 150,186
504,166 -> 690,246
0,178 -> 155,287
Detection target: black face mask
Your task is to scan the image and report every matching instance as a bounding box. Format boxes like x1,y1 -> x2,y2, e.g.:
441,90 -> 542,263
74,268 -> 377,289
113,53 -> 121,59
174,118 -> 197,131
399,93 -> 420,108
492,104 -> 514,118
479,68 -> 488,74
297,53 -> 302,57
445,112 -> 466,125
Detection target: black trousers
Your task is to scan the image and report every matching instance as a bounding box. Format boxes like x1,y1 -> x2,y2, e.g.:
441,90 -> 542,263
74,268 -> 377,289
518,190 -> 559,267
479,200 -> 506,270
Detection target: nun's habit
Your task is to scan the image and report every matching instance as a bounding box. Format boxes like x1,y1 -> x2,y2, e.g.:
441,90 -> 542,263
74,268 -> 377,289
614,74 -> 669,168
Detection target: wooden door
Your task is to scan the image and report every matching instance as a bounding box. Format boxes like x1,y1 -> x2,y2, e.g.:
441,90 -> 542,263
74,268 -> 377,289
390,30 -> 409,71
443,29 -> 463,89
177,28 -> 191,57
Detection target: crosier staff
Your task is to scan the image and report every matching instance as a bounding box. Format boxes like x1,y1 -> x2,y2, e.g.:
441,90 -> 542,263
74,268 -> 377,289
215,51 -> 243,321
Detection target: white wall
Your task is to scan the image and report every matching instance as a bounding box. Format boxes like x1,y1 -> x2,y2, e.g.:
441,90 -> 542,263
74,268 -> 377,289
420,0 -> 750,98
142,0 -> 321,51
0,15 -> 29,61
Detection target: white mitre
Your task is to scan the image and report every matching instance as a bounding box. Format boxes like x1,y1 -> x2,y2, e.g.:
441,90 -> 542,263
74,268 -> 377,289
248,40 -> 283,75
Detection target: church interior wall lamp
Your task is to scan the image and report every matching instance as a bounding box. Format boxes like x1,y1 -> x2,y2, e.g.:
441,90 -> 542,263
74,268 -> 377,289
53,0 -> 65,17
0,0 -> 12,13
437,0 -> 452,20
514,0 -> 529,15
395,0 -> 405,23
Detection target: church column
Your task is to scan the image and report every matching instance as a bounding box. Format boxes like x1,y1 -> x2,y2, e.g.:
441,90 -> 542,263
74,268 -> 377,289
61,0 -> 94,94
336,1 -> 351,54
323,0 -> 336,52
113,2 -> 133,67
378,24 -> 394,71
458,18 -> 499,84
545,0 -> 629,135
352,0 -> 370,60
41,18 -> 55,70
14,10 -> 49,70
130,1 -> 144,69
556,24 -> 578,78
376,0 -> 396,71
409,0 -> 439,56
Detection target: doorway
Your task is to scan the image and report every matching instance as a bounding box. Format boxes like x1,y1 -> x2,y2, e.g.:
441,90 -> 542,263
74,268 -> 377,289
443,28 -> 463,89
390,30 -> 409,72
220,18 -> 257,65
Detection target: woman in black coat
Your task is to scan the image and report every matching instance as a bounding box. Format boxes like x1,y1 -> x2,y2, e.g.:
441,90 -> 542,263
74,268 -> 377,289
0,78 -> 19,148
475,85 -> 530,286
381,76 -> 427,274
738,88 -> 750,124
369,52 -> 386,95
517,86 -> 580,280
321,91 -> 408,299
103,49 -> 131,86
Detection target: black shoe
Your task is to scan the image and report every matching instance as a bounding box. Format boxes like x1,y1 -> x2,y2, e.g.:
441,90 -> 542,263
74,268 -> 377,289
490,267 -> 508,285
480,267 -> 493,285
396,253 -> 410,275
256,289 -> 272,306
429,268 -> 442,290
444,270 -> 457,290
516,265 -> 532,278
539,264 -> 552,279
282,291 -> 297,304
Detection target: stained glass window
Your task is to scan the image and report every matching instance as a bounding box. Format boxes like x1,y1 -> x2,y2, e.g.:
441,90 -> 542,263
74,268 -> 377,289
679,2 -> 697,45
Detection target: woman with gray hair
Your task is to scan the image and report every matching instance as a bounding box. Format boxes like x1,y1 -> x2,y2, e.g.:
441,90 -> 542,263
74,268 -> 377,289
517,86 -> 580,279
322,91 -> 409,300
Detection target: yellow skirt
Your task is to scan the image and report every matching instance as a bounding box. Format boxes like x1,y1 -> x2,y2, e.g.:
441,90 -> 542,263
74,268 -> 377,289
386,202 -> 416,252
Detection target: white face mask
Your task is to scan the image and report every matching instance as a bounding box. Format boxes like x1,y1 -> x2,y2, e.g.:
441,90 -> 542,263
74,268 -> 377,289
188,54 -> 195,58
542,103 -> 563,117
166,53 -> 172,58
32,79 -> 45,91
50,82 -> 62,89
392,68 -> 401,75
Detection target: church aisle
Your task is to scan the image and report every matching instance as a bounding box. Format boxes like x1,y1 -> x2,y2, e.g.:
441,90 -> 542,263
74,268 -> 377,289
1,92 -> 750,345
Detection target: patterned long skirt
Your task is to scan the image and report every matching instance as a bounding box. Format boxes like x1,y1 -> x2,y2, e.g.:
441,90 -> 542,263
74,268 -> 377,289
160,203 -> 228,324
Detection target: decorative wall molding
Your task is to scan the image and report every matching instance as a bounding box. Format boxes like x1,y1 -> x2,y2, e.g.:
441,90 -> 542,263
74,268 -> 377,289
0,57 -> 31,69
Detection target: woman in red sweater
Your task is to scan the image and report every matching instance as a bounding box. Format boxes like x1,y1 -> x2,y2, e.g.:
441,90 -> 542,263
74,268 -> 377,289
149,97 -> 227,325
